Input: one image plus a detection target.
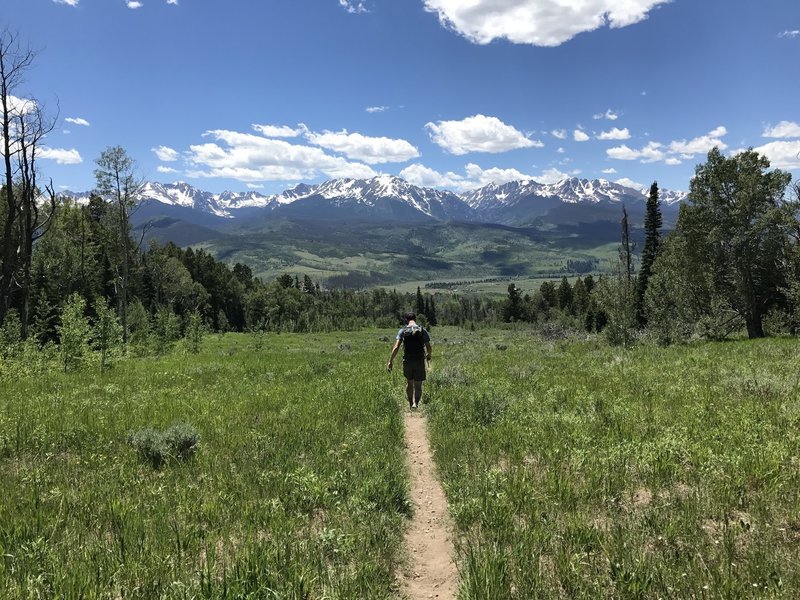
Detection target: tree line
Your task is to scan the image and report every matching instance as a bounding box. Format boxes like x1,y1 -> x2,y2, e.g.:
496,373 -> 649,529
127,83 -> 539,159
501,148 -> 799,344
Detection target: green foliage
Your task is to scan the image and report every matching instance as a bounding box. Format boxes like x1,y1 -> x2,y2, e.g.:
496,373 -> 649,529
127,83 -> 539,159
128,423 -> 200,468
151,305 -> 180,355
57,293 -> 91,372
92,299 -> 123,371
596,271 -> 637,347
636,181 -> 663,326
183,310 -> 205,354
0,308 -> 21,357
654,148 -> 795,340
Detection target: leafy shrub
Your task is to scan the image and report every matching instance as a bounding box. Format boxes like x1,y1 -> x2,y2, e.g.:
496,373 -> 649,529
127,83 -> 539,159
128,423 -> 200,468
163,422 -> 200,460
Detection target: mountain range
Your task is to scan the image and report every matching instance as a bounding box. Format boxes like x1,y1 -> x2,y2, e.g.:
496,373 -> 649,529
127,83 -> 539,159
60,176 -> 688,288
63,175 -> 686,228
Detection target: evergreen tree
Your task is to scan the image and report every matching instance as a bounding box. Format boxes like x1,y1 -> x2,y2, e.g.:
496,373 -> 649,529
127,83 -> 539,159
635,181 -> 663,326
415,286 -> 425,316
503,283 -> 524,322
92,298 -> 123,372
556,276 -> 574,313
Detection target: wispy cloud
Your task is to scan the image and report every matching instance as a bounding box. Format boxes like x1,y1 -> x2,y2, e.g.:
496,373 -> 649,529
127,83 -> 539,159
339,0 -> 368,14
157,165 -> 179,174
423,0 -> 670,46
127,1 -> 143,8
366,106 -> 389,113
252,124 -> 304,138
65,117 -> 90,127
551,129 -> 567,139
593,109 -> 620,121
53,0 -> 79,6
778,30 -> 799,38
246,183 -> 264,189
167,0 -> 178,4
426,114 -> 542,155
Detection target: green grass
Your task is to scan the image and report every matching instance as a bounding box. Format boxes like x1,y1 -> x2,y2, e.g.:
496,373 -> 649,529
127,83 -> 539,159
425,330 -> 800,598
4,328 -> 800,598
0,332 -> 409,599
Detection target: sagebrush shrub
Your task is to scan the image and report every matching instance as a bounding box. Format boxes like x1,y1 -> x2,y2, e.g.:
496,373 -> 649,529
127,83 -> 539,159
129,423 -> 200,468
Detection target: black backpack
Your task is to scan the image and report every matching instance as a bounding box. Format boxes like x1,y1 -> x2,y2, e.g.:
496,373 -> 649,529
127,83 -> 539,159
401,324 -> 425,358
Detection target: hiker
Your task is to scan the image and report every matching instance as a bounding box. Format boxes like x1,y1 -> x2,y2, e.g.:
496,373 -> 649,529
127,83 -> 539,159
387,312 -> 432,409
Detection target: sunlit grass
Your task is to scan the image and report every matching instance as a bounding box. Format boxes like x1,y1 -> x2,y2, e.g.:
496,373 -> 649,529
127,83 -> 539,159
425,330 -> 800,598
0,332 -> 409,598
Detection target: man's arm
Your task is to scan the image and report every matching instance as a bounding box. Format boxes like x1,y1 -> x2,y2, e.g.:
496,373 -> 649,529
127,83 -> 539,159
387,339 -> 401,371
424,342 -> 432,361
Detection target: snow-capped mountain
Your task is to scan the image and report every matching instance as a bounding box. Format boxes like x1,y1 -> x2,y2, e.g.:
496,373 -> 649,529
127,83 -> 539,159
61,176 -> 687,227
462,177 -> 686,226
275,175 -> 473,221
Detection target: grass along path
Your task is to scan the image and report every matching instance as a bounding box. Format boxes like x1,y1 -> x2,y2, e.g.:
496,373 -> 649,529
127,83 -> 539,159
399,407 -> 458,599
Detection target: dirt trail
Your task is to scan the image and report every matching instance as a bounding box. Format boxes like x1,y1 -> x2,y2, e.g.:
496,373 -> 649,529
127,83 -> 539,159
398,409 -> 458,599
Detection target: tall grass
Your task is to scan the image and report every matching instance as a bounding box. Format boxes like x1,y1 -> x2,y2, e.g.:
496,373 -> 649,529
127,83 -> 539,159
0,332 -> 409,598
425,330 -> 800,598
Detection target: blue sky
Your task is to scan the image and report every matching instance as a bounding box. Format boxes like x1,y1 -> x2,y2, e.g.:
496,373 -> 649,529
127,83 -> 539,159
4,0 -> 800,194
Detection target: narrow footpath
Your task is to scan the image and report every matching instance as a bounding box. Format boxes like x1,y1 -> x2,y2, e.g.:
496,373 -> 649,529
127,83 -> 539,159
398,409 -> 458,599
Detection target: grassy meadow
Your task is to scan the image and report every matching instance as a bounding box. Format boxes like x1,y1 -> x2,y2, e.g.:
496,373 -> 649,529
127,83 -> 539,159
2,327 -> 800,598
0,333 -> 409,599
426,330 -> 800,598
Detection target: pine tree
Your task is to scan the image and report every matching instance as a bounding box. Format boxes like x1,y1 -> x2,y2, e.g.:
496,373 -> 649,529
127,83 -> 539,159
635,181 -> 663,326
415,286 -> 425,316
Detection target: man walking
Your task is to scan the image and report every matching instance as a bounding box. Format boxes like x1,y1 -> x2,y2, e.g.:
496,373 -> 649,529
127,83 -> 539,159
387,312 -> 432,409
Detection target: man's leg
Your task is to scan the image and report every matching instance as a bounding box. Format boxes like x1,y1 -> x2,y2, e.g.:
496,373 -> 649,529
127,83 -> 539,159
406,379 -> 414,408
414,381 -> 423,407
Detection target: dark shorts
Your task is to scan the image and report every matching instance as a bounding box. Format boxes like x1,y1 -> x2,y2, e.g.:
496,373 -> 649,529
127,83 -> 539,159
403,358 -> 427,381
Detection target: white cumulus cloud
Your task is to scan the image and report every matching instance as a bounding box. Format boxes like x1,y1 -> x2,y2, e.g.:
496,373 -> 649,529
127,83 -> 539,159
607,141 -> 666,162
400,162 -> 532,191
127,1 -> 143,8
753,140 -> 800,169
668,126 -> 727,156
779,30 -> 800,38
601,168 -> 617,174
39,148 -> 83,164
167,0 -> 178,4
597,127 -> 630,140
427,114 -> 542,155
152,145 -> 179,162
366,106 -> 389,113
65,117 -> 90,127
252,123 -> 304,138
54,0 -> 79,6
573,129 -> 590,142
185,129 -> 377,182
608,126 -> 728,164
157,165 -> 179,174
305,129 -> 419,164
762,121 -> 800,139
422,0 -> 671,46
246,183 -> 264,189
551,129 -> 567,139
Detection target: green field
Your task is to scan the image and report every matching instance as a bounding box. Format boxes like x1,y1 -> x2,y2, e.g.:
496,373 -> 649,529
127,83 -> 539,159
3,329 -> 800,598
201,220 -> 621,288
